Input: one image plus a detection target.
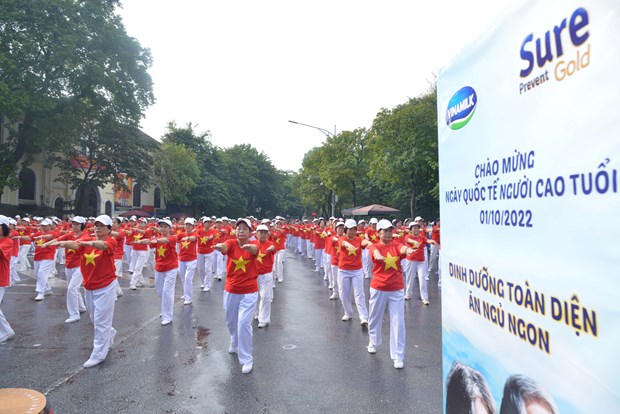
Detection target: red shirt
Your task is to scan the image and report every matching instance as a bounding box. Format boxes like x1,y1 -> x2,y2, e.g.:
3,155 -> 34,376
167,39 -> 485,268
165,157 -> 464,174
337,236 -> 363,270
256,240 -> 275,275
368,241 -> 406,291
130,230 -> 148,251
32,230 -> 59,261
10,230 -> 19,257
114,231 -> 125,260
196,228 -> 216,254
405,234 -> 431,262
270,229 -> 286,252
57,231 -> 90,269
151,236 -> 178,272
431,226 -> 441,245
224,239 -> 259,294
314,228 -> 326,249
79,236 -> 117,290
18,226 -> 32,246
0,237 -> 12,287
177,231 -> 198,262
365,227 -> 378,243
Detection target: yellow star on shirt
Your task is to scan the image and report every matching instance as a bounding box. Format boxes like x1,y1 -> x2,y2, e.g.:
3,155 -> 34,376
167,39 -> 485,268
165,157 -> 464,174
276,238 -> 281,244
347,246 -> 357,256
133,234 -> 143,242
181,240 -> 190,249
84,250 -> 100,266
257,252 -> 266,263
200,236 -> 207,245
384,253 -> 399,271
371,234 -> 377,241
319,233 -> 326,239
67,249 -> 76,254
334,246 -> 341,255
19,230 -> 25,236
36,239 -> 44,246
232,256 -> 250,272
157,246 -> 167,257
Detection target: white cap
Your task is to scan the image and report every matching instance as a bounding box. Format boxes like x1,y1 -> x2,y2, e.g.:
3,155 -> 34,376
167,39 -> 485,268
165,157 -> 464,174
94,215 -> 113,227
344,219 -> 357,229
8,218 -> 17,226
23,217 -> 30,223
256,224 -> 269,232
335,220 -> 345,227
202,216 -> 212,222
414,216 -> 423,222
357,219 -> 366,224
130,216 -> 137,221
369,218 -> 378,224
221,216 -> 230,221
15,215 -> 21,219
377,219 -> 393,231
41,218 -> 53,226
184,217 -> 196,225
138,217 -> 147,223
158,219 -> 173,228
261,219 -> 270,224
71,216 -> 86,224
0,215 -> 9,227
236,218 -> 252,229
215,218 -> 223,223
409,221 -> 421,228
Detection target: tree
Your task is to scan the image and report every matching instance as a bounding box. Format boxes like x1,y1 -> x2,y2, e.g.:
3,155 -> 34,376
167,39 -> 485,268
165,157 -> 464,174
0,0 -> 154,190
161,122 -> 231,216
52,112 -> 157,214
293,147 -> 332,218
368,86 -> 438,218
153,142 -> 200,206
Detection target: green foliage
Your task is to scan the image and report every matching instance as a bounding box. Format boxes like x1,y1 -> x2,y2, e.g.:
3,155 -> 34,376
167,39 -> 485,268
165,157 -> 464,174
153,142 -> 199,206
0,0 -> 153,189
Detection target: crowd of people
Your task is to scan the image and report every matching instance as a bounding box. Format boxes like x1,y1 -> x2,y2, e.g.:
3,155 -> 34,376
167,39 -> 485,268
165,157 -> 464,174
0,212 -> 441,374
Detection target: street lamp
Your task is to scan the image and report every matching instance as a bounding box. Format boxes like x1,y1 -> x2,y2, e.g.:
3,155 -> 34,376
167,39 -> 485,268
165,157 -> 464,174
289,120 -> 338,217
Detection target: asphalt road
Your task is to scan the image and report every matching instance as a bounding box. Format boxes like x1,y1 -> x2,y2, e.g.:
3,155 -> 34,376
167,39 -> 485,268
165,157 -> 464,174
0,249 -> 443,413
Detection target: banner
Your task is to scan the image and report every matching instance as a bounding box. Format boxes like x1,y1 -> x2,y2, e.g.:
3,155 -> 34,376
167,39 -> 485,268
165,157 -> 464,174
437,1 -> 619,413
114,174 -> 132,209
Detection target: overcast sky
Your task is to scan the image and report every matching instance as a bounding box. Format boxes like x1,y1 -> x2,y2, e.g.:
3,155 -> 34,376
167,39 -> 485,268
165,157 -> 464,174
117,0 -> 512,171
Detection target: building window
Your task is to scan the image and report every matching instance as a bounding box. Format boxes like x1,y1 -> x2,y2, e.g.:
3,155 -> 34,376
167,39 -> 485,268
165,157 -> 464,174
105,200 -> 112,216
54,197 -> 64,212
18,168 -> 36,201
154,187 -> 161,209
133,183 -> 141,207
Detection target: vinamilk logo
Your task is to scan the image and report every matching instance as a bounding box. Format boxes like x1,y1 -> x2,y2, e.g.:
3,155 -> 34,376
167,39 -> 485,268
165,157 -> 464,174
446,86 -> 477,130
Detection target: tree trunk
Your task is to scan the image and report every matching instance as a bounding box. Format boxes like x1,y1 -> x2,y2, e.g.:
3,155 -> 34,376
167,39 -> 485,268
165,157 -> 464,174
410,184 -> 417,219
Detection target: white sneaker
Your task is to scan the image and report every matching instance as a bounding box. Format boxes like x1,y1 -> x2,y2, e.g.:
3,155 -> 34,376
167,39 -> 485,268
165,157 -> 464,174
200,284 -> 204,289
109,328 -> 117,347
129,285 -> 137,290
404,295 -> 411,300
34,294 -> 45,301
254,315 -> 259,320
65,317 -> 80,324
180,295 -> 185,300
329,293 -> 339,300
422,300 -> 430,306
0,331 -> 16,343
202,287 -> 210,292
341,314 -> 352,321
258,322 -> 268,328
367,343 -> 377,354
277,279 -> 283,283
83,358 -> 104,368
161,320 -> 172,326
394,359 -> 404,369
79,308 -> 87,313
360,319 -> 368,327
242,362 -> 253,374
183,300 -> 192,305
228,345 -> 238,354
43,290 -> 53,296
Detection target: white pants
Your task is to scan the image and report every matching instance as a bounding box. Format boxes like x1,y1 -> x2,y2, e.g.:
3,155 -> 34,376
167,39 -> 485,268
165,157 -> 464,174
10,256 -> 20,284
0,287 -> 15,342
84,281 -> 117,361
179,260 -> 197,302
314,249 -> 324,272
224,291 -> 258,365
273,250 -> 284,282
17,245 -> 32,271
306,240 -> 314,259
215,250 -> 225,277
296,237 -> 303,255
255,273 -> 273,324
56,247 -> 65,265
364,249 -> 374,277
429,244 -> 440,277
324,253 -> 332,285
66,267 -> 86,319
362,249 -> 369,276
155,268 -> 178,323
405,260 -> 428,301
34,259 -> 53,293
368,288 -> 406,361
329,264 -> 339,291
130,250 -> 149,287
123,244 -> 132,271
197,253 -> 214,288
338,268 -> 368,319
